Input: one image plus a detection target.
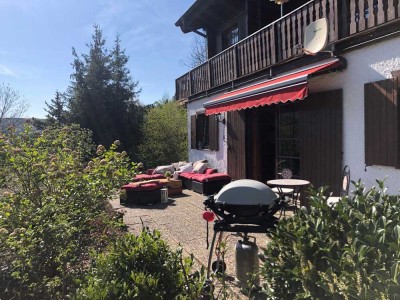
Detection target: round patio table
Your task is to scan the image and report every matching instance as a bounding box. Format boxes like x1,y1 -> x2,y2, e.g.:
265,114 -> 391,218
267,179 -> 310,212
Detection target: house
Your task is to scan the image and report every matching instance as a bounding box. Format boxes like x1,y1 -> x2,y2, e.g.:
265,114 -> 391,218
175,0 -> 400,195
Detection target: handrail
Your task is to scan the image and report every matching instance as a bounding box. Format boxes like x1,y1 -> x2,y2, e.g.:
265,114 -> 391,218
205,0 -> 315,63
176,0 -> 400,100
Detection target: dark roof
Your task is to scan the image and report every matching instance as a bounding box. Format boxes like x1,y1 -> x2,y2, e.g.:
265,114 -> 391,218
175,0 -> 244,33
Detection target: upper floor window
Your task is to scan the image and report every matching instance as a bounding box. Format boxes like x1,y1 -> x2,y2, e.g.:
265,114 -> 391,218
222,25 -> 240,49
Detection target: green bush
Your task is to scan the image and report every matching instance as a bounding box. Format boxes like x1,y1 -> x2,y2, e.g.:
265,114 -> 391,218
0,124 -> 136,299
139,100 -> 188,168
261,180 -> 400,299
74,229 -> 205,300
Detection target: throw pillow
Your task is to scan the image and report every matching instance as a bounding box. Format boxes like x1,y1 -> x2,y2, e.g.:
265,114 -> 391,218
193,162 -> 209,173
179,163 -> 193,173
178,161 -> 188,167
205,168 -> 216,175
193,159 -> 208,169
152,165 -> 174,175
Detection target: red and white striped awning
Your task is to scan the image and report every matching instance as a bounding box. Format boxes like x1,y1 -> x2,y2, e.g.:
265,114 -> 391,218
204,58 -> 342,115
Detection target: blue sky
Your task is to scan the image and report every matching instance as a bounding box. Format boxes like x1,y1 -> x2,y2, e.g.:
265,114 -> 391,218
0,0 -> 196,118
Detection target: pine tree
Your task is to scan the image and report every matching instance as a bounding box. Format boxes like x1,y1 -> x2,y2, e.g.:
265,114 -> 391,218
45,91 -> 68,124
109,35 -> 144,159
66,25 -> 143,155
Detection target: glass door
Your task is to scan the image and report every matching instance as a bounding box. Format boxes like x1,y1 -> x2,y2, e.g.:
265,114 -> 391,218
276,104 -> 300,177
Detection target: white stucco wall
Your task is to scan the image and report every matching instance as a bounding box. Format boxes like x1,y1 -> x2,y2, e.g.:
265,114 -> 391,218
187,98 -> 228,172
308,37 -> 400,195
187,36 -> 400,194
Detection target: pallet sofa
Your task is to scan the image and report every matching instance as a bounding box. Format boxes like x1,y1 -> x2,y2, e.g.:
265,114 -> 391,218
131,161 -> 231,196
120,181 -> 164,205
179,169 -> 231,195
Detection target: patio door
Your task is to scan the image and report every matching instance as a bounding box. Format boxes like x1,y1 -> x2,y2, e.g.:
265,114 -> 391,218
227,110 -> 246,180
298,89 -> 343,196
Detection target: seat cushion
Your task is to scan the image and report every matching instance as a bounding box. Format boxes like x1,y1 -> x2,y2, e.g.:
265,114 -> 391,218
192,173 -> 231,183
122,182 -> 164,191
179,172 -> 198,180
134,174 -> 165,181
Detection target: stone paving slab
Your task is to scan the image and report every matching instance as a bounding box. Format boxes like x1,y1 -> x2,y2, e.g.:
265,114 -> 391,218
110,189 -> 278,299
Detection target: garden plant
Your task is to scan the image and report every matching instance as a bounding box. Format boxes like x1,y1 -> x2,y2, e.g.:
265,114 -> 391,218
0,124 -> 202,300
261,180 -> 400,299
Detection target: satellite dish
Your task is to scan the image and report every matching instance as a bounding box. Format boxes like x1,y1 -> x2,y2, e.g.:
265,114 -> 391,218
304,18 -> 328,55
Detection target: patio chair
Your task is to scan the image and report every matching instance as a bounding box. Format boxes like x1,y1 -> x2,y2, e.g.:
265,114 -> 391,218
272,162 -> 295,216
327,165 -> 350,207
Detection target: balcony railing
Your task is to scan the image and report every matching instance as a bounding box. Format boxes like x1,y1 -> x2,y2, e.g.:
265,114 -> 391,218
176,0 -> 400,101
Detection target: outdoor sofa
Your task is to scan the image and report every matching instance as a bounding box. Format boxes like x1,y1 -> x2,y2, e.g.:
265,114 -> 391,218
179,169 -> 231,195
120,181 -> 164,205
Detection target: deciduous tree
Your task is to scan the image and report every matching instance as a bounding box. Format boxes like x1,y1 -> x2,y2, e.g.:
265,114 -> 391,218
139,100 -> 187,168
0,83 -> 28,126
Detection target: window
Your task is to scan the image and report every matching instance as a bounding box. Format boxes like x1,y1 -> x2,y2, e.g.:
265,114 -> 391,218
196,113 -> 209,149
276,105 -> 300,176
222,25 -> 240,49
365,77 -> 399,167
191,113 -> 219,151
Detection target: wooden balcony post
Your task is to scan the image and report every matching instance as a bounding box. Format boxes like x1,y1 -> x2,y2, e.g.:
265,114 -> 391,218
332,0 -> 339,41
233,45 -> 238,80
189,71 -> 192,96
340,0 -> 350,38
175,79 -> 179,100
207,61 -> 212,89
276,22 -> 282,63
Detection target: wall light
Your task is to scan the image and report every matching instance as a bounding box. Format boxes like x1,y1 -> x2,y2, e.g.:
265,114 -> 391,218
270,0 -> 290,17
270,0 -> 289,4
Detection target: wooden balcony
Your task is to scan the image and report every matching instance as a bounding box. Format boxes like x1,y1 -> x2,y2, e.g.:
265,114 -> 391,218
176,0 -> 400,101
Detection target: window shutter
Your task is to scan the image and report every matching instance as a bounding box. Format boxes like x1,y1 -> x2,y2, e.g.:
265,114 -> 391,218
208,115 -> 219,151
191,115 -> 197,149
365,78 -> 398,167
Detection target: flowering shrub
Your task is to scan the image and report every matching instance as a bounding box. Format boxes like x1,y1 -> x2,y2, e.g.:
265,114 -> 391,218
0,124 -> 136,299
261,180 -> 400,299
74,229 -> 205,300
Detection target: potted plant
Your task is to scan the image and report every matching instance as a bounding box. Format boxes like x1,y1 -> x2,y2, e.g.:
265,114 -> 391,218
165,171 -> 172,181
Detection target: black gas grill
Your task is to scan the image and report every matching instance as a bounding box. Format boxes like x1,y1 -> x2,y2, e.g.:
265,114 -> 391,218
204,179 -> 282,231
202,179 -> 284,279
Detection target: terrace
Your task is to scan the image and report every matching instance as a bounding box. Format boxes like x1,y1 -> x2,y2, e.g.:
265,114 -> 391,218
175,0 -> 400,101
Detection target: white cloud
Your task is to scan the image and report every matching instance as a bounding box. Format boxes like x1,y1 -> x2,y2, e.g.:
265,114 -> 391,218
0,65 -> 17,78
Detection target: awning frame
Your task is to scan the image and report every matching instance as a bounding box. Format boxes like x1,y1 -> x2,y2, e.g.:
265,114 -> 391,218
204,57 -> 343,115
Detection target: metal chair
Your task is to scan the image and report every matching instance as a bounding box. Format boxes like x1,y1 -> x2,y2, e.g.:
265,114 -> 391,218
327,165 -> 350,207
272,162 -> 295,216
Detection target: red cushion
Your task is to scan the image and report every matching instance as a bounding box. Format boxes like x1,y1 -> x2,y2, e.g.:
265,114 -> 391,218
204,168 -> 216,175
179,172 -> 198,180
134,174 -> 165,181
192,173 -> 231,183
122,182 -> 164,191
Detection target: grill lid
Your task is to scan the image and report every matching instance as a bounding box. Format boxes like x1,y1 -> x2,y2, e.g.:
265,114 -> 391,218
214,179 -> 278,206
